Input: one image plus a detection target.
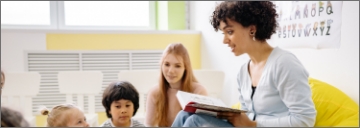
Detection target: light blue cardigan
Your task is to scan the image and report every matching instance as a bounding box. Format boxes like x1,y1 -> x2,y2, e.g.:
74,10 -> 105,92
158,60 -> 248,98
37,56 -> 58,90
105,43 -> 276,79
237,47 -> 316,127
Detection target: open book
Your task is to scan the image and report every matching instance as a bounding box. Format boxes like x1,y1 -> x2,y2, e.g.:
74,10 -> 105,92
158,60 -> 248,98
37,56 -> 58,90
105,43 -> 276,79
176,91 -> 247,116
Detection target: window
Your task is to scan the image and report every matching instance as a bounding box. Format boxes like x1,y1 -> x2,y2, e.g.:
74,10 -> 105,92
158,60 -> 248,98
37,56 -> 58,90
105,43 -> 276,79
1,1 -> 155,30
1,1 -> 57,29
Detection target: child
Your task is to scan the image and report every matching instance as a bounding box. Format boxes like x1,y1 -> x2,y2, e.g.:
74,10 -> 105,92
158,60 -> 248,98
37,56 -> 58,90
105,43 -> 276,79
40,103 -> 89,127
100,81 -> 145,127
1,70 -> 5,95
1,106 -> 29,127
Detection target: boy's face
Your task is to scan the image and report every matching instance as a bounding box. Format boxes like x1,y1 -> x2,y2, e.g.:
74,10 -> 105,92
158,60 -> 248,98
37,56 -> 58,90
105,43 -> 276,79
109,99 -> 134,127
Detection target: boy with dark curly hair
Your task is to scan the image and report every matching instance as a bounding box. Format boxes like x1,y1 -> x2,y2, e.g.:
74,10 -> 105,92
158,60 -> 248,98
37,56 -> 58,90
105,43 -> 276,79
100,81 -> 145,127
171,1 -> 316,127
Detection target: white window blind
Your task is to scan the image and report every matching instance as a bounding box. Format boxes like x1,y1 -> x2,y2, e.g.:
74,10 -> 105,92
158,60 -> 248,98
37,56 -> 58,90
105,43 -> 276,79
26,51 -> 162,114
63,1 -> 150,27
1,1 -> 51,25
58,1 -> 156,30
1,1 -> 155,30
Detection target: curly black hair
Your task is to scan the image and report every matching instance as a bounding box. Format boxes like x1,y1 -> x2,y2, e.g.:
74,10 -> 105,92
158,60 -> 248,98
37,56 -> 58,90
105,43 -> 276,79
210,1 -> 278,41
102,81 -> 140,118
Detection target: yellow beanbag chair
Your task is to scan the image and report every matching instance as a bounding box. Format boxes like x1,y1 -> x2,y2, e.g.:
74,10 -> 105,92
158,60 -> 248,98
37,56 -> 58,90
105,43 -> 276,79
309,78 -> 359,127
231,78 -> 359,127
231,102 -> 241,110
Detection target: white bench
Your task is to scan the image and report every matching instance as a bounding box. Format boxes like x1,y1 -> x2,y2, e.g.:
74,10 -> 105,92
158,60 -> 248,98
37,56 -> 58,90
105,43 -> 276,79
1,72 -> 40,127
58,71 -> 103,127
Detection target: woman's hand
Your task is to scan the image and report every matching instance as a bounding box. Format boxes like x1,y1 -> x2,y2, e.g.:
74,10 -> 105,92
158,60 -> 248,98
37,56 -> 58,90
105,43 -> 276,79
217,112 -> 257,127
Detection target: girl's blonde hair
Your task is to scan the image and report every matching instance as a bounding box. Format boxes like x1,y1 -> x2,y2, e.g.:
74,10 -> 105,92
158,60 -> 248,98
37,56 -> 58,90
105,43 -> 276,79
153,43 -> 198,126
40,103 -> 80,127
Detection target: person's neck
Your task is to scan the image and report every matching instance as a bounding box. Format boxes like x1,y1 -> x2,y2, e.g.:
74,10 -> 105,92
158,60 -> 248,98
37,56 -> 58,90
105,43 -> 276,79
169,81 -> 181,90
112,118 -> 131,127
247,41 -> 274,65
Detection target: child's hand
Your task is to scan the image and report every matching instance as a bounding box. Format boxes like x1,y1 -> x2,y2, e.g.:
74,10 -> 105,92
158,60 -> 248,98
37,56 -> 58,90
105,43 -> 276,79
217,112 -> 257,127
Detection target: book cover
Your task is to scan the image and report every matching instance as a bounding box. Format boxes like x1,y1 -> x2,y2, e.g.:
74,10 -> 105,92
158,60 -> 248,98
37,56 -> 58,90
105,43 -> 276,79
176,90 -> 246,116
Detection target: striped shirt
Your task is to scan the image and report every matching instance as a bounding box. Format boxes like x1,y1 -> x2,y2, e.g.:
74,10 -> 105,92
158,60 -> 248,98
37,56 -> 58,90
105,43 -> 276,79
100,118 -> 145,127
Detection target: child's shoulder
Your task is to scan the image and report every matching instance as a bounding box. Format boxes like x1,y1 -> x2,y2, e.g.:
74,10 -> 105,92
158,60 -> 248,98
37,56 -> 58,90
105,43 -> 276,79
131,118 -> 145,127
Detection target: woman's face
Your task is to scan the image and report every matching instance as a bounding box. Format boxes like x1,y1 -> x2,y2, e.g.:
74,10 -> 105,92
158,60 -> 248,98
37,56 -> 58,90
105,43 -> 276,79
219,18 -> 254,56
161,54 -> 185,86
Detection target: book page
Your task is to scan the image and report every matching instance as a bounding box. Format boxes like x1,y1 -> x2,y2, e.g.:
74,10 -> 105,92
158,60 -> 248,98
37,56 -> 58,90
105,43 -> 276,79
176,91 -> 227,108
177,91 -> 247,114
188,94 -> 226,107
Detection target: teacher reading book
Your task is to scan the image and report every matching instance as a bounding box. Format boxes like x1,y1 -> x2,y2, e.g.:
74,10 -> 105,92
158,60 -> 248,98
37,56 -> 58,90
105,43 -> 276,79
171,1 -> 316,127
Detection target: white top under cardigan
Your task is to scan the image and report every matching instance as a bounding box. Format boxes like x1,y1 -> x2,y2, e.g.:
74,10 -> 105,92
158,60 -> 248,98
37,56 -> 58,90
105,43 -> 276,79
237,47 -> 317,127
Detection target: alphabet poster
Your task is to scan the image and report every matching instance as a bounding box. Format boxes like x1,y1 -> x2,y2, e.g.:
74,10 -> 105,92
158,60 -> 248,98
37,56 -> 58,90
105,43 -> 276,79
268,1 -> 343,49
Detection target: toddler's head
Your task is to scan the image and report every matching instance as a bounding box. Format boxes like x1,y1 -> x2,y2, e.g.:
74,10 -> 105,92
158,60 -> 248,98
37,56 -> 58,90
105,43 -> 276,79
41,103 -> 89,127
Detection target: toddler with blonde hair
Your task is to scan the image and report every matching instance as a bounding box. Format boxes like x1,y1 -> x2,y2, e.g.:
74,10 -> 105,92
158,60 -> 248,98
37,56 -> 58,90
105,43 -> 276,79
40,103 -> 89,127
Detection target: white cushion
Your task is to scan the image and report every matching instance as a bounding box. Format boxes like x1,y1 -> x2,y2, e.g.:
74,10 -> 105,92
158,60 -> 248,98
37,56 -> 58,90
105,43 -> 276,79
85,113 -> 99,127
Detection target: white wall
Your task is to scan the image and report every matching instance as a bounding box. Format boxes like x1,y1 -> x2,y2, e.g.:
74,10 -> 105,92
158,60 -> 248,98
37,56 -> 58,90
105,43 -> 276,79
1,32 -> 47,72
190,1 -> 359,106
286,1 -> 359,104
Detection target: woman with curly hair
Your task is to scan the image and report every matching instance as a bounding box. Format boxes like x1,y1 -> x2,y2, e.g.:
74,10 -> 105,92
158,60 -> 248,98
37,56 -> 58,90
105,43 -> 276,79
171,1 -> 316,127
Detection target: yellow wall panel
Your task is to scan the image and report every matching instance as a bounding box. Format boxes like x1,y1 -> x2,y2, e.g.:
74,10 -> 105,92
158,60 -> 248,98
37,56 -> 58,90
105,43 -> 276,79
46,34 -> 201,69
